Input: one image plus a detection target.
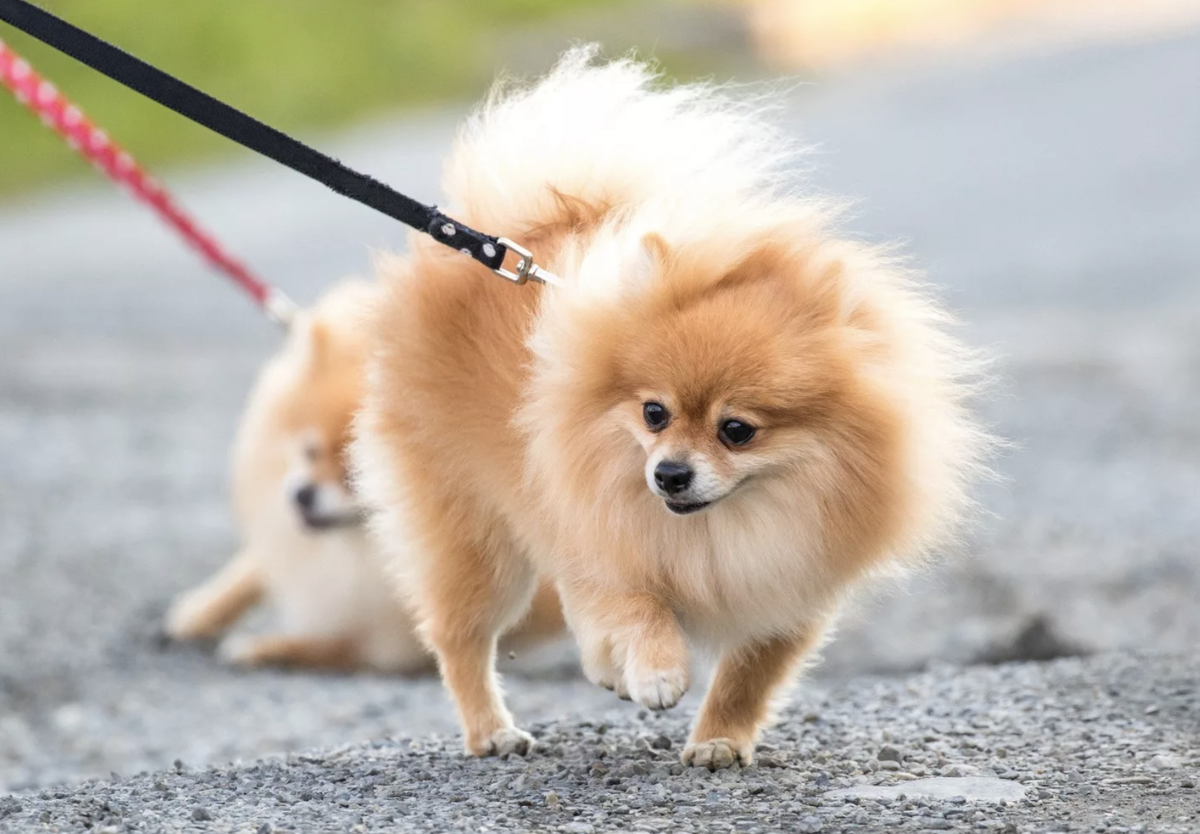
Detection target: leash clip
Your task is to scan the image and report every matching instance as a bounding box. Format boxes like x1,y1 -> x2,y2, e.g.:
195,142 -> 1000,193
264,288 -> 299,329
495,238 -> 561,287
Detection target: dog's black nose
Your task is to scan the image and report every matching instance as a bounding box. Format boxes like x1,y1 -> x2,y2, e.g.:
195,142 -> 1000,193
294,484 -> 317,510
654,461 -> 693,496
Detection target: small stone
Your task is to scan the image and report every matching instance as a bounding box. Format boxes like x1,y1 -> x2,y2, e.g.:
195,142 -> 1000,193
878,745 -> 903,763
879,760 -> 901,771
1149,754 -> 1182,770
796,815 -> 824,833
256,825 -> 272,834
650,735 -> 672,750
545,791 -> 561,808
191,808 -> 213,822
1145,704 -> 1160,715
562,824 -> 595,834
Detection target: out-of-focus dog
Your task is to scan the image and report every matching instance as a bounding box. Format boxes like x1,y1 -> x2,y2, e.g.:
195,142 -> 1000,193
165,280 -> 563,671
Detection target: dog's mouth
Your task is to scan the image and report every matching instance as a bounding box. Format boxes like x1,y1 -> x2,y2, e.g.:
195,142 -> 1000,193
664,500 -> 712,516
299,509 -> 364,531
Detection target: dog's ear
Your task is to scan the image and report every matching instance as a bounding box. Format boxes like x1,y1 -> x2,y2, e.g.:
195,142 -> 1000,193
622,232 -> 670,293
287,312 -> 330,369
571,230 -> 670,302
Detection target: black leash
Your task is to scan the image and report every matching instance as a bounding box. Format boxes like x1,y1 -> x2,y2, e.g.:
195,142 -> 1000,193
0,0 -> 558,286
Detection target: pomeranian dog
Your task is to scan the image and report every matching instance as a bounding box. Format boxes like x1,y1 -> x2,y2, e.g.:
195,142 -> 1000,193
353,48 -> 988,766
165,280 -> 565,671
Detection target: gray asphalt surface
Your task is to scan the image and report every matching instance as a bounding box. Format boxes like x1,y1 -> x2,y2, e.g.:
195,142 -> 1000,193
2,20 -> 1200,831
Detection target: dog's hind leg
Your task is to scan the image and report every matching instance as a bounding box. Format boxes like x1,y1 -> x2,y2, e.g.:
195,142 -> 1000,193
165,549 -> 263,641
412,521 -> 540,758
682,624 -> 824,770
218,633 -> 361,671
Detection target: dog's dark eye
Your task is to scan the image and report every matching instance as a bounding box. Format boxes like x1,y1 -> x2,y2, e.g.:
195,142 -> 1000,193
719,419 -> 755,446
643,402 -> 670,431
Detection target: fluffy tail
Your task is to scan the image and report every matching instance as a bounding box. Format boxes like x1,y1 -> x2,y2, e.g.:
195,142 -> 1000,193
443,45 -> 802,239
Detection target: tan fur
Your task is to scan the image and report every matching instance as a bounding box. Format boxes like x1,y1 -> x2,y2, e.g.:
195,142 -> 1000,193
353,49 -> 989,763
166,280 -> 565,674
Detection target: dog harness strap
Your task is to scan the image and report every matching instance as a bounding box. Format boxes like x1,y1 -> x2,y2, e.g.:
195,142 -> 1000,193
0,0 -> 510,274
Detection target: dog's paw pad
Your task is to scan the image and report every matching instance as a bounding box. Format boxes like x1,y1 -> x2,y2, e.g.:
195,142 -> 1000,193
626,665 -> 689,711
470,727 -> 535,758
681,738 -> 750,771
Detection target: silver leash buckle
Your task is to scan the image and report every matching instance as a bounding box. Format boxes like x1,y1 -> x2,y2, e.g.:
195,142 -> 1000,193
494,237 -> 561,287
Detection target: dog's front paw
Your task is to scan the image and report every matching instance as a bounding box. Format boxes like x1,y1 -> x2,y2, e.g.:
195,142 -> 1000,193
681,737 -> 752,770
466,726 -> 535,758
625,662 -> 689,711
216,634 -> 260,666
581,637 -> 630,700
164,592 -> 218,641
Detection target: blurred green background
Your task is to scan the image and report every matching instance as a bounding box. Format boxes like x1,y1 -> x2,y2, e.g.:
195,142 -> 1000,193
3,1 -> 1182,198
0,0 -> 751,197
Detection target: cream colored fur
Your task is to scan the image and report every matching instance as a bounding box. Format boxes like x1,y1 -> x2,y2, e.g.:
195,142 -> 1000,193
166,281 -> 431,672
353,47 -> 990,766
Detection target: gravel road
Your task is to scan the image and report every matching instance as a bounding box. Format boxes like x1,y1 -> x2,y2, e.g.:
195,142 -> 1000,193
2,16 -> 1199,831
1,652 -> 1196,832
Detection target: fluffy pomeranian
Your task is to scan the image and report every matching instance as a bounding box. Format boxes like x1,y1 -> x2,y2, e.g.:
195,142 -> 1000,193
165,280 -> 564,671
353,48 -> 989,766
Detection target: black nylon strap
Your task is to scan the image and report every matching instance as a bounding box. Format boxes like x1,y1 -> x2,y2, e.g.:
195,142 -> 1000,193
0,0 -> 508,271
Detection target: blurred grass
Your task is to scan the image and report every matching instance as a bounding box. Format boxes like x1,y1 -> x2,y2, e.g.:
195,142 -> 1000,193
0,0 -> 633,196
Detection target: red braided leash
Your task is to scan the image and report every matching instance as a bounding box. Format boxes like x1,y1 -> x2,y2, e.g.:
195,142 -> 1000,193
0,39 -> 296,326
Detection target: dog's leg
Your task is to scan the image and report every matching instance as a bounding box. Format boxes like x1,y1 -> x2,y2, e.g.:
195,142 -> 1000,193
417,538 -> 539,758
682,627 -> 822,770
165,550 -> 263,640
499,582 -> 565,653
561,583 -> 689,711
219,633 -> 360,670
578,633 -> 629,700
